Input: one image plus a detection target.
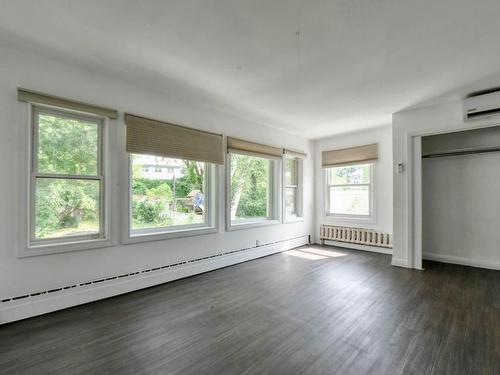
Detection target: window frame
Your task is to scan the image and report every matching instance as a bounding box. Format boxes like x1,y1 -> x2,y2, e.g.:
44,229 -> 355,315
324,162 -> 375,223
123,155 -> 218,244
22,104 -> 112,257
226,151 -> 281,231
283,155 -> 304,223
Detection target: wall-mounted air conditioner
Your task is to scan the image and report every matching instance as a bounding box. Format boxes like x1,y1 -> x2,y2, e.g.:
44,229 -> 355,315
464,90 -> 500,121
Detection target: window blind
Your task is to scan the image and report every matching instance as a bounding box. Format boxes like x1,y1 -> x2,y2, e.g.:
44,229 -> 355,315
125,113 -> 224,164
227,137 -> 282,159
17,88 -> 118,119
283,148 -> 307,159
322,143 -> 378,167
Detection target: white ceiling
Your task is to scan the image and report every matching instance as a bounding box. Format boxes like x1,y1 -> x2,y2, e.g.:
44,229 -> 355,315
2,0 -> 500,139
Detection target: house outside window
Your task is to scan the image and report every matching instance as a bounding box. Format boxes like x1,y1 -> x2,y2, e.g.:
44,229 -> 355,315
127,154 -> 217,241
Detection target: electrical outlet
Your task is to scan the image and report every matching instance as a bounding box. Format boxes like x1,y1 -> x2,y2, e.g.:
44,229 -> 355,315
255,240 -> 260,247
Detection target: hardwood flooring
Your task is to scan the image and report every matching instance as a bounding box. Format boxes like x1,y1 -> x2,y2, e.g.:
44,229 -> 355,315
0,245 -> 498,375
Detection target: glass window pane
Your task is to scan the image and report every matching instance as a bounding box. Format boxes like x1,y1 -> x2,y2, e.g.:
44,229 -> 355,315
329,185 -> 369,215
131,154 -> 206,231
285,187 -> 297,217
327,164 -> 370,185
36,112 -> 99,175
285,158 -> 298,186
35,178 -> 100,239
230,153 -> 270,221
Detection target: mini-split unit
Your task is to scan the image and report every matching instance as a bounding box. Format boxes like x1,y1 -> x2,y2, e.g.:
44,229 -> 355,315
464,90 -> 500,120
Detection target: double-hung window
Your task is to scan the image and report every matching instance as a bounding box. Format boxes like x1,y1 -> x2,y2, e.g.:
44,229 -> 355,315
322,143 -> 378,221
283,149 -> 306,222
124,114 -> 223,242
285,158 -> 298,218
30,107 -> 106,247
227,137 -> 281,229
325,163 -> 373,218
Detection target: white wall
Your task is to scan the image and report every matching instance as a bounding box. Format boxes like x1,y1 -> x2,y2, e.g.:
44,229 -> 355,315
0,43 -> 313,300
422,152 -> 500,269
393,99 -> 500,268
313,125 -> 393,243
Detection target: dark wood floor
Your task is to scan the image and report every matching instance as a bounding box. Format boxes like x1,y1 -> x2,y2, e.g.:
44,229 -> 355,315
0,245 -> 499,375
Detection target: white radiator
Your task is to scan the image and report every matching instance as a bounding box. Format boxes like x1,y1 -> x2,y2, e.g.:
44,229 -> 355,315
320,225 -> 392,248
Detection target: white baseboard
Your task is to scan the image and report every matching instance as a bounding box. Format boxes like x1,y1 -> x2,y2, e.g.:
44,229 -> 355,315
423,252 -> 500,270
391,257 -> 410,268
0,236 -> 308,325
321,240 -> 393,255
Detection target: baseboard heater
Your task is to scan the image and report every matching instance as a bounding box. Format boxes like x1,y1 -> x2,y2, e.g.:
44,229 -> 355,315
0,235 -> 309,325
320,225 -> 392,248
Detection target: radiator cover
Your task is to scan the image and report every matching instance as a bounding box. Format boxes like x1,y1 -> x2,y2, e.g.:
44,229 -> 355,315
320,225 -> 392,248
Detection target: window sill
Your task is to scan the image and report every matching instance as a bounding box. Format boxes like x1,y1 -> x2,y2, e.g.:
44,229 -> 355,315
123,225 -> 218,244
20,238 -> 114,258
227,219 -> 281,231
324,214 -> 376,225
284,216 -> 304,224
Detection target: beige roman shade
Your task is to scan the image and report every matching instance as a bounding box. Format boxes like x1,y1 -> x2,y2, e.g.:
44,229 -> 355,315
125,113 -> 224,164
322,143 -> 378,167
284,148 -> 307,159
17,88 -> 118,119
227,137 -> 282,159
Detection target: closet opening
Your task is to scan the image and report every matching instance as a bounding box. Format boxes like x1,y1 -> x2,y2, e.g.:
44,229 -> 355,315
421,125 -> 500,269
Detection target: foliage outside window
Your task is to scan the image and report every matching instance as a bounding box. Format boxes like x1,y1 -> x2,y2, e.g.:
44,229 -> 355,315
285,157 -> 300,219
229,153 -> 276,224
32,108 -> 103,242
326,163 -> 372,217
130,154 -> 210,235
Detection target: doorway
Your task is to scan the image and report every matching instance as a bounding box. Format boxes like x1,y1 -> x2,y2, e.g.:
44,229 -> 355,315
419,126 -> 500,269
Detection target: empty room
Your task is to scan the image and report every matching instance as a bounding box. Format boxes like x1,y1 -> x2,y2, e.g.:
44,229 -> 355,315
0,1 -> 499,374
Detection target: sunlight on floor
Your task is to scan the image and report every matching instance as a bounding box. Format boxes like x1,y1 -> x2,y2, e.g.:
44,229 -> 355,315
283,250 -> 327,260
283,247 -> 348,260
300,247 -> 348,258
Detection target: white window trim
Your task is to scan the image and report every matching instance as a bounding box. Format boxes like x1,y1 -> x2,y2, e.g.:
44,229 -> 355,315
324,162 -> 376,224
226,152 -> 281,231
20,104 -> 113,258
122,157 -> 218,244
283,156 -> 304,223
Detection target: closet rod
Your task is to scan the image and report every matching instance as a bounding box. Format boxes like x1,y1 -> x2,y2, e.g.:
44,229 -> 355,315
422,145 -> 500,159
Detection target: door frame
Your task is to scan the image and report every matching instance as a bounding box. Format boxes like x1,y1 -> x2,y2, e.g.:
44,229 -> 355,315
404,120 -> 500,270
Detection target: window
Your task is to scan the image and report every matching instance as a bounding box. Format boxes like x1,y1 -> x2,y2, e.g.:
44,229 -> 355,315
124,113 -> 222,241
326,163 -> 373,218
128,154 -> 216,239
30,107 -> 105,246
228,153 -> 280,228
284,156 -> 302,221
